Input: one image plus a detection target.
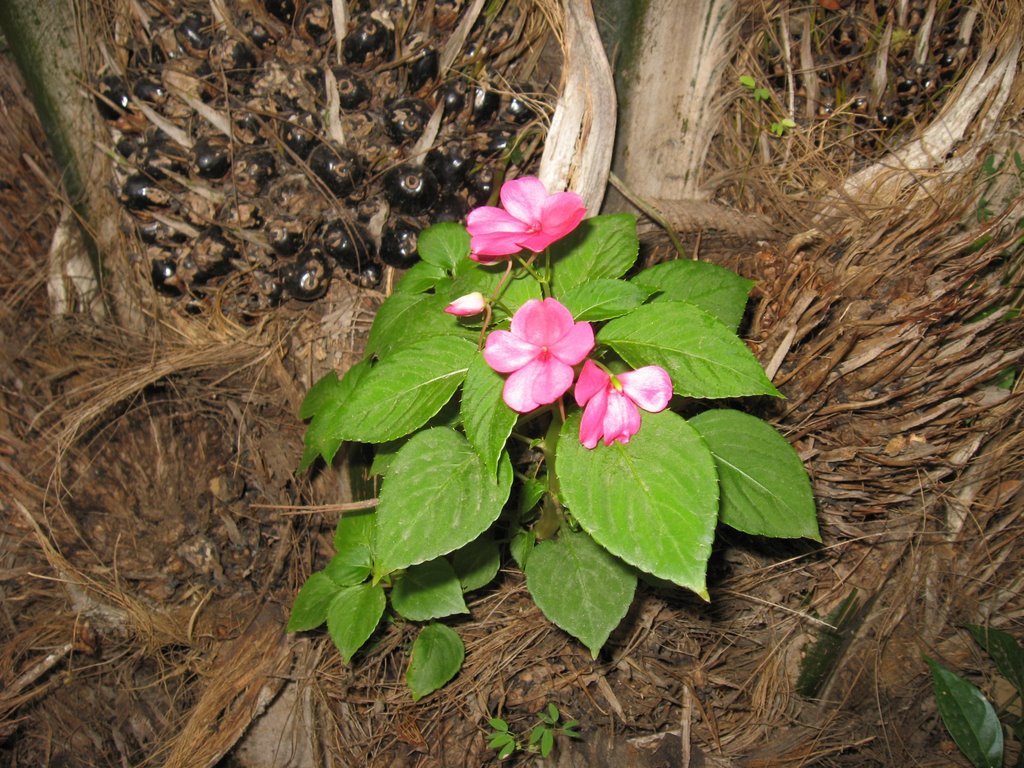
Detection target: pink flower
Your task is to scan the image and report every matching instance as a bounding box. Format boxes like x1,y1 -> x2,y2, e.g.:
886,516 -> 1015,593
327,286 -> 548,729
575,360 -> 673,449
484,298 -> 594,413
444,292 -> 486,316
466,176 -> 586,263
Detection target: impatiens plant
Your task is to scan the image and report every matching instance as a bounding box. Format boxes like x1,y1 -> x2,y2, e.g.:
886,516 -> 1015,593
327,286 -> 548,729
289,176 -> 819,699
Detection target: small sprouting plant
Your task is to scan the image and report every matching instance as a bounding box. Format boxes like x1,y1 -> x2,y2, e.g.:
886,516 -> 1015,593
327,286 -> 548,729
769,117 -> 798,137
927,624 -> 1024,768
488,704 -> 581,760
739,74 -> 771,102
740,75 -> 797,138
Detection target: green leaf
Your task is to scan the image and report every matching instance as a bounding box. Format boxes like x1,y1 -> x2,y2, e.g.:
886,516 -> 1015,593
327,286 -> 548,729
406,623 -> 465,700
739,74 -> 756,88
557,279 -> 653,322
287,572 -> 342,632
396,261 -> 449,293
391,557 -> 468,621
524,527 -> 636,657
509,527 -> 535,569
966,624 -> 1024,697
598,301 -> 781,398
418,222 -> 470,272
334,510 -> 376,555
329,337 -> 477,444
631,259 -> 754,331
323,549 -> 372,587
365,292 -> 475,358
450,535 -> 501,592
461,353 -> 517,476
299,370 -> 341,420
550,214 -> 639,293
374,428 -> 513,575
557,410 -> 719,596
689,409 -> 818,540
927,657 -> 1004,768
299,360 -> 373,471
326,582 -> 387,663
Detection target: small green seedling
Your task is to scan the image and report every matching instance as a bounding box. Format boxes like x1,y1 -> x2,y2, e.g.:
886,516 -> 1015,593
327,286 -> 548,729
529,703 -> 581,758
488,703 -> 581,760
739,74 -> 771,102
770,118 -> 797,137
487,717 -> 520,760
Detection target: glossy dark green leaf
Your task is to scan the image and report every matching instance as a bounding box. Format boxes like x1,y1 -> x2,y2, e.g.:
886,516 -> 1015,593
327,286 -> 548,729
927,656 -> 1003,768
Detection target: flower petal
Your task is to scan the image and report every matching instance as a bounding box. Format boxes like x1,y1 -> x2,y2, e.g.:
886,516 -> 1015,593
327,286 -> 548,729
466,206 -> 532,256
509,298 -> 574,348
549,320 -> 594,366
578,386 -> 608,449
618,366 -> 673,413
602,391 -> 642,446
498,176 -> 547,226
484,330 -> 538,373
528,357 -> 575,408
574,359 -> 608,407
501,356 -> 570,412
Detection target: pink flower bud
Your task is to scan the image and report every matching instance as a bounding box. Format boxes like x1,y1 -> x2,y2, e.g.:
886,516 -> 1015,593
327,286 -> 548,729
444,292 -> 487,316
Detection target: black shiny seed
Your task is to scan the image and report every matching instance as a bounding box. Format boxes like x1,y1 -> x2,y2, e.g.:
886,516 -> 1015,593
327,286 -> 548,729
176,12 -> 213,57
408,48 -> 439,93
320,219 -> 373,270
504,95 -> 534,124
266,215 -> 306,256
191,226 -> 238,279
470,86 -> 500,124
133,77 -> 167,104
264,0 -> 296,23
141,137 -> 189,180
301,1 -> 332,41
383,164 -> 439,216
96,75 -> 130,120
151,257 -> 181,295
282,250 -> 332,301
331,66 -> 370,110
485,126 -> 516,154
138,218 -> 187,245
380,217 -> 421,269
241,16 -> 276,49
233,112 -> 265,144
281,112 -> 320,159
426,142 -> 473,186
434,196 -> 469,223
308,143 -> 365,197
352,260 -> 383,289
192,135 -> 231,179
465,165 -> 497,206
115,133 -> 145,159
383,97 -> 431,143
343,17 -> 394,65
439,79 -> 467,116
212,38 -> 257,77
122,175 -> 170,210
234,151 -> 276,196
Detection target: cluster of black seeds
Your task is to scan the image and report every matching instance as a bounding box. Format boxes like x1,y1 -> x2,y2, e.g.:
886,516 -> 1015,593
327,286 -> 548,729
754,1 -> 979,153
96,0 -> 547,319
